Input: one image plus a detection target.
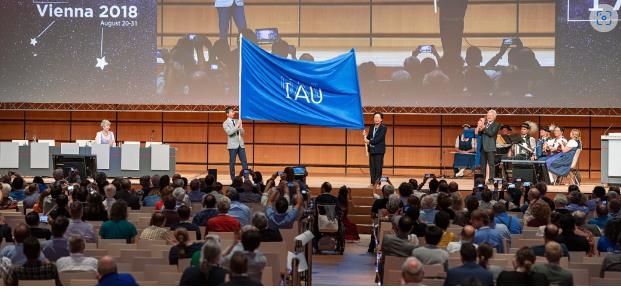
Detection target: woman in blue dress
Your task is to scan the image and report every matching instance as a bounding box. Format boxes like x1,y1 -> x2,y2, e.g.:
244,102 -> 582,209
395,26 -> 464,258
546,128 -> 581,183
453,124 -> 477,177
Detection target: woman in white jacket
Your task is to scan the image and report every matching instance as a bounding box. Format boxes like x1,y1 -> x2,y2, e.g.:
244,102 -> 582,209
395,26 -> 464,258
95,119 -> 115,146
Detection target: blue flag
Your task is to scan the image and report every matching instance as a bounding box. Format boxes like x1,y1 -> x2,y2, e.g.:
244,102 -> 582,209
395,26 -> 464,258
239,37 -> 364,130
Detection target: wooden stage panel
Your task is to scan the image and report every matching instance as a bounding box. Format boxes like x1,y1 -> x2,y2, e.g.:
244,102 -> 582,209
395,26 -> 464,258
116,122 -> 163,142
252,144 -> 297,164
300,146 -> 346,166
346,146 -> 369,166
300,126 -> 346,145
394,147 -> 440,167
519,3 -> 555,34
163,112 -> 209,123
253,123 -> 299,144
164,123 -> 207,143
174,143 -> 207,164
71,122 -> 103,141
590,128 -> 608,149
71,111 -> 116,122
26,111 -> 70,121
162,6 -> 217,34
590,150 -> 601,172
442,128 -> 469,147
207,123 -> 229,144
441,115 -> 482,126
393,126 -> 440,146
2,122 -> 25,141
207,143 -> 255,164
539,116 -> 589,128
25,121 -> 70,142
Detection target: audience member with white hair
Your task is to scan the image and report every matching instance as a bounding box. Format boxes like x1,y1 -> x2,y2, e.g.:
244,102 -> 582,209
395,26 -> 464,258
401,256 -> 425,285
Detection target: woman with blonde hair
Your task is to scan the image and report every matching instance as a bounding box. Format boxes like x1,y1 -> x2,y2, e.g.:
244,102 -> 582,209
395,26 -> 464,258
95,119 -> 115,146
179,238 -> 227,285
546,128 -> 581,183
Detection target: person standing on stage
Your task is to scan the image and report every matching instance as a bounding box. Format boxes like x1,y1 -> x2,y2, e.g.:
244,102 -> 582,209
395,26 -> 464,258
223,107 -> 248,182
95,119 -> 115,146
215,0 -> 247,40
364,112 -> 387,187
476,110 -> 500,183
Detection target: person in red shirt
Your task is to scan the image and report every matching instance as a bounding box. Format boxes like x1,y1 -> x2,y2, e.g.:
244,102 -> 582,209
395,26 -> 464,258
206,197 -> 241,235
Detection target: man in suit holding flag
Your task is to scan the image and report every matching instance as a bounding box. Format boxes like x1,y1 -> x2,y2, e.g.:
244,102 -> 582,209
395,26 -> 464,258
364,112 -> 387,187
223,107 -> 248,182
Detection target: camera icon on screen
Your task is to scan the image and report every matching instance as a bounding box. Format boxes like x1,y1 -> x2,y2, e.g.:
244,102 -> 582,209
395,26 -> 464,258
596,11 -> 613,26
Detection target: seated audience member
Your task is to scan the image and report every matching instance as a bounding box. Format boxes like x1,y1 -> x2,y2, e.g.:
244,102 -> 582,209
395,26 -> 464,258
140,212 -> 170,241
193,194 -> 219,227
382,216 -> 418,257
589,204 -> 611,231
434,210 -> 453,249
6,236 -> 62,285
96,255 -> 139,286
587,186 -> 607,212
221,251 -> 262,286
446,225 -> 477,253
169,228 -> 204,265
116,179 -> 141,210
496,247 -> 549,285
477,243 -> 503,283
553,193 -> 570,215
566,190 -> 589,214
574,210 -> 601,237
83,193 -> 109,222
42,216 -> 70,262
102,184 -> 116,214
0,183 -> 16,210
252,212 -> 282,242
419,195 -> 437,224
221,226 -> 267,283
598,218 -> 621,253
179,239 -> 227,285
478,189 -> 496,211
463,46 -> 492,95
266,185 -> 302,230
65,201 -> 97,243
161,195 -> 180,227
600,232 -> 621,277
527,201 -> 551,228
208,182 -> 225,204
9,176 -> 26,201
48,194 -> 71,222
187,179 -> 205,203
401,256 -> 425,286
171,205 -> 201,240
23,183 -> 40,210
487,209 -> 511,248
471,209 -> 505,253
228,188 -> 252,227
173,187 -> 191,209
206,197 -> 241,235
532,241 -> 573,285
0,223 -> 45,265
531,224 -> 570,258
454,195 -> 479,227
0,213 -> 14,245
444,243 -> 494,286
493,202 -> 522,234
411,225 -> 449,271
98,201 -> 138,243
25,211 -> 51,240
55,235 -> 98,273
154,185 -> 173,211
557,214 -> 591,255
609,198 -> 621,218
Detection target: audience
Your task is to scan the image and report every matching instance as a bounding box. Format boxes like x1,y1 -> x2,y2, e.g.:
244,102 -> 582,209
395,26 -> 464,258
444,243 -> 493,285
496,246 -> 550,285
41,216 -> 70,262
169,227 -> 204,265
471,209 -> 505,253
96,255 -> 139,286
139,212 -> 170,241
411,226 -> 449,271
98,200 -> 138,243
532,241 -> 573,285
252,212 -> 282,242
179,239 -> 227,285
400,256 -> 425,286
65,201 -> 97,243
206,197 -> 241,235
446,225 -> 476,253
25,211 -> 51,240
55,235 -> 98,273
187,179 -> 205,203
193,194 -> 219,227
221,226 -> 266,283
221,251 -> 262,286
0,223 -> 45,265
6,236 -> 61,285
600,232 -> 621,277
228,188 -> 252,227
171,205 -> 202,240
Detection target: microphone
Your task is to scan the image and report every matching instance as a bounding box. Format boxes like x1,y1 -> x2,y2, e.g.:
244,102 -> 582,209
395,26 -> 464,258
150,129 -> 155,142
603,123 -> 614,136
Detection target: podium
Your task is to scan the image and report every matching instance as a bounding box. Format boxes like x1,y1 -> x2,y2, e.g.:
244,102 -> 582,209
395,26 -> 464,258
150,144 -> 170,171
91,143 -> 111,170
0,142 -> 19,168
121,143 -> 140,171
30,142 -> 50,169
602,134 -> 621,185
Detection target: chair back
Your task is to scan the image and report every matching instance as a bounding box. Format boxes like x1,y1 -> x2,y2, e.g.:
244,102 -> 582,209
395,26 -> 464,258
570,149 -> 582,169
20,279 -> 56,286
60,271 -> 97,286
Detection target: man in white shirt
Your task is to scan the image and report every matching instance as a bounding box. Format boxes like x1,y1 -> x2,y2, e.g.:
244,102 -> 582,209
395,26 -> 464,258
55,236 -> 98,273
446,225 -> 477,253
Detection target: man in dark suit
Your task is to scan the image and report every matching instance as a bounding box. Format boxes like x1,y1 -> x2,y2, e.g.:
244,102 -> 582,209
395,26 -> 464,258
444,243 -> 494,286
476,109 -> 500,183
364,112 -> 387,186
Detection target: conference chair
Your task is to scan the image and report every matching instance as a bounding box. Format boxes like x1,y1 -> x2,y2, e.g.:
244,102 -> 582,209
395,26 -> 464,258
11,140 -> 28,146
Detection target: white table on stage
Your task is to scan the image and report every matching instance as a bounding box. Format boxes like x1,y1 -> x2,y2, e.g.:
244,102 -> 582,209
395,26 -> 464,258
0,142 -> 19,169
121,143 -> 140,171
150,143 -> 170,171
60,143 -> 80,155
91,143 -> 111,170
30,142 -> 50,168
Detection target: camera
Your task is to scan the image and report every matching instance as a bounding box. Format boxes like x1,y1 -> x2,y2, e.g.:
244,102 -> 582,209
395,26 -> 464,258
243,169 -> 249,174
523,181 -> 531,187
210,64 -> 219,71
379,176 -> 388,182
502,37 -> 522,47
418,45 -> 433,54
187,34 -> 197,40
507,183 -> 516,189
255,28 -> 279,44
493,178 -> 503,184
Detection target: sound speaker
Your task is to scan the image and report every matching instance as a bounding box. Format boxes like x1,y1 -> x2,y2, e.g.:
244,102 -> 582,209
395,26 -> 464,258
512,166 -> 536,183
474,173 -> 484,185
208,169 -> 218,182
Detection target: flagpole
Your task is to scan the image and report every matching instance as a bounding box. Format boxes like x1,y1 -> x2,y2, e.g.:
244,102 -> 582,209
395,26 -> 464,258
434,0 -> 438,13
238,33 -> 243,119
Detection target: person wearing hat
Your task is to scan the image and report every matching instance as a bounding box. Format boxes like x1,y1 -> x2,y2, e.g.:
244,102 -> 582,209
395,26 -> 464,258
453,124 -> 477,177
510,122 -> 537,160
535,125 -> 552,160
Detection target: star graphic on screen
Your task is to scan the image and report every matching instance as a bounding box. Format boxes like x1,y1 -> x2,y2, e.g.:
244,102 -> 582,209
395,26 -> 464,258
95,56 -> 108,70
30,38 -> 38,46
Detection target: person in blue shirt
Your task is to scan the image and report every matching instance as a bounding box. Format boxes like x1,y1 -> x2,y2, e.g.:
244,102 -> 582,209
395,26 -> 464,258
96,255 -> 139,286
493,202 -> 522,234
471,209 -> 504,253
444,243 -> 494,285
598,218 -> 621,253
588,204 -> 611,231
9,176 -> 26,201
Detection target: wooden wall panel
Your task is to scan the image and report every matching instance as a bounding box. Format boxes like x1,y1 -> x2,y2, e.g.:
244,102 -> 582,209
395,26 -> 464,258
207,144 -> 255,164
590,150 -> 601,172
253,124 -> 299,144
372,5 -> 439,34
0,111 -> 24,120
116,122 -> 163,142
464,4 -> 516,33
207,123 -> 229,144
71,111 -> 116,121
253,145 -> 299,164
163,123 -> 207,143
346,146 -> 369,166
163,6 -> 217,34
71,122 -> 102,141
393,115 -> 440,125
163,112 -> 209,122
519,3 -> 555,33
393,126 -> 440,146
2,122 -> 25,140
26,111 -> 70,121
300,146 -> 346,165
300,127 -> 346,145
25,122 -> 70,141
117,112 -> 161,122
591,128 -> 608,149
394,147 -> 440,167
245,6 -> 299,34
174,143 -> 208,163
300,6 -> 370,34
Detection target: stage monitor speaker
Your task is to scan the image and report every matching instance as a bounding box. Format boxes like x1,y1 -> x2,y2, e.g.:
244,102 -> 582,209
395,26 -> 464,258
208,169 -> 218,182
512,166 -> 536,183
53,155 -> 97,180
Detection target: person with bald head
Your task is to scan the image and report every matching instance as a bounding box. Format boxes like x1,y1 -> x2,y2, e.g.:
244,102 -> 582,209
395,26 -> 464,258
532,241 -> 573,285
531,224 -> 570,258
401,256 -> 425,285
96,255 -> 138,286
446,225 -> 477,253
